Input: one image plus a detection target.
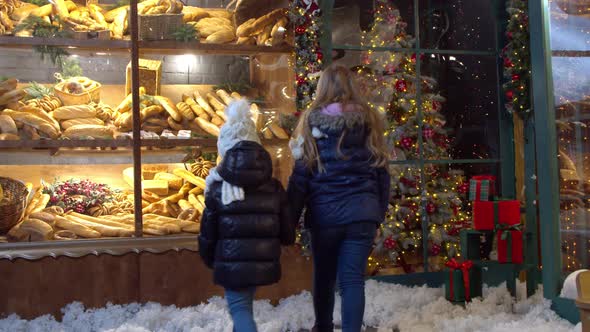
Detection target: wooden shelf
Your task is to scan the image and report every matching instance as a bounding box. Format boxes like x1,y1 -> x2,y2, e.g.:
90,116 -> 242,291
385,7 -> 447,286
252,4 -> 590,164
0,36 -> 294,55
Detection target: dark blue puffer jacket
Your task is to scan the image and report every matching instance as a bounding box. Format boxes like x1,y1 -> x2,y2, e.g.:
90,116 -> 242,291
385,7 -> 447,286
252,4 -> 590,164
287,104 -> 391,229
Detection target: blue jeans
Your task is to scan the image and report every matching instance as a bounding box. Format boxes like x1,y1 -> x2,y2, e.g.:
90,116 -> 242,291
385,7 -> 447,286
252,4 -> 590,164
311,222 -> 377,332
225,287 -> 257,332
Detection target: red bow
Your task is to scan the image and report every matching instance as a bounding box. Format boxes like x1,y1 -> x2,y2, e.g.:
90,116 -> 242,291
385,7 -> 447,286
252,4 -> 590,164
445,259 -> 474,301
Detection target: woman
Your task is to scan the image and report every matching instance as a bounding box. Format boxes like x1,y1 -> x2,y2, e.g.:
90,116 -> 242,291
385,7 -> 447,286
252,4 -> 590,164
199,99 -> 295,332
288,64 -> 391,332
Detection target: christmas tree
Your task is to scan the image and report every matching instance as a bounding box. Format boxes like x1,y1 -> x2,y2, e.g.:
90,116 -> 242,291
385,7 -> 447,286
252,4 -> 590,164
358,0 -> 471,273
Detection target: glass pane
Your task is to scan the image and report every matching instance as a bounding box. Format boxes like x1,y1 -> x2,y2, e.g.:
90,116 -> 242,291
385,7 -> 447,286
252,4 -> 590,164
0,35 -> 135,242
420,53 -> 500,160
548,1 -> 590,277
332,0 -> 414,49
418,0 -> 496,51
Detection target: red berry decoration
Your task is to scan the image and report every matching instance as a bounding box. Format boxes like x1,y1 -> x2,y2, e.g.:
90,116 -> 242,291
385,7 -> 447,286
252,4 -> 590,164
316,52 -> 323,61
503,58 -> 513,68
395,79 -> 408,92
423,128 -> 435,139
506,31 -> 513,39
295,26 -> 306,35
458,182 -> 469,194
426,202 -> 437,214
506,90 -> 515,100
383,237 -> 397,250
430,244 -> 442,256
432,100 -> 442,111
400,137 -> 413,149
296,76 -> 306,86
512,73 -> 520,81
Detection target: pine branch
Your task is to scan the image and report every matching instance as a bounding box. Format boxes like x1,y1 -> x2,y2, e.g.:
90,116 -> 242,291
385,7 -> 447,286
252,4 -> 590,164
25,82 -> 53,100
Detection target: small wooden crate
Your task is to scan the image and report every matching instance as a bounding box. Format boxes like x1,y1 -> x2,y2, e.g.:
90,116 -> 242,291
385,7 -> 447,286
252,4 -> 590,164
126,59 -> 162,96
138,13 -> 183,40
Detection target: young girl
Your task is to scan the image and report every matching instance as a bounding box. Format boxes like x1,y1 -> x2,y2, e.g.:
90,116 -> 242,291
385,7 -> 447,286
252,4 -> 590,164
288,64 -> 391,332
198,99 -> 295,332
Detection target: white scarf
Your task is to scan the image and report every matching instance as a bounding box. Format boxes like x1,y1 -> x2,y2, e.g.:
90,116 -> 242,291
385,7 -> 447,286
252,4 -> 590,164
205,167 -> 245,206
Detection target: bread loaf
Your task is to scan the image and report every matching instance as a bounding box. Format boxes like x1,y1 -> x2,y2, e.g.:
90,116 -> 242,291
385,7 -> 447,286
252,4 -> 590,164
29,212 -> 56,227
194,17 -> 233,37
53,105 -> 97,120
257,24 -> 272,45
115,112 -> 133,130
54,215 -> 100,238
182,6 -> 209,22
62,124 -> 114,139
194,117 -> 220,137
166,116 -> 184,131
142,180 -> 169,196
140,105 -> 164,120
237,36 -> 256,45
154,96 -> 182,122
182,94 -> 209,121
236,18 -> 255,37
208,9 -> 232,19
0,114 -> 17,135
216,89 -> 233,105
154,172 -> 183,190
19,105 -> 60,131
19,218 -> 54,241
206,93 -> 226,112
10,3 -> 39,21
63,214 -> 133,237
205,28 -> 235,44
237,8 -> 286,38
3,110 -> 59,139
105,5 -> 128,22
88,4 -> 107,26
60,117 -> 104,130
51,0 -> 69,18
111,8 -> 127,39
175,102 -> 195,120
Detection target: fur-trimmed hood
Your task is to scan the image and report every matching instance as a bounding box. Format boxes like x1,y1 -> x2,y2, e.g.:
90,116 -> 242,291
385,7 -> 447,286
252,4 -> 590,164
307,103 -> 366,133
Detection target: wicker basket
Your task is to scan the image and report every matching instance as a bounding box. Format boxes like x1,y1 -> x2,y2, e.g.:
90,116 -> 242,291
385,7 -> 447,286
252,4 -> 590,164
0,177 -> 28,234
138,13 -> 183,40
54,80 -> 101,106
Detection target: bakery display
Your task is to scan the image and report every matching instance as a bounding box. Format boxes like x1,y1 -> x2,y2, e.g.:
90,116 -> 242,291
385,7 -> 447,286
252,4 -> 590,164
236,8 -> 290,46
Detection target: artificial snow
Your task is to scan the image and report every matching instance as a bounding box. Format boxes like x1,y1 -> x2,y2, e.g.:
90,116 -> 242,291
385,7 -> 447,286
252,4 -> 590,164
0,280 -> 576,332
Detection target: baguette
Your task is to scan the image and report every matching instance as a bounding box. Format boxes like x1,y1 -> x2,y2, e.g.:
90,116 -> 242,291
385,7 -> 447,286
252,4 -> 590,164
182,6 -> 209,23
182,94 -> 209,121
192,91 -> 215,116
0,89 -> 26,105
60,117 -> 104,130
236,18 -> 256,37
194,117 -> 220,137
188,194 -> 204,214
104,6 -> 129,22
182,222 -> 200,233
111,8 -> 127,39
175,102 -> 195,121
238,8 -> 287,38
206,93 -> 225,112
19,105 -> 60,131
178,199 -> 192,210
29,212 -> 56,227
256,24 -> 273,45
62,124 -> 114,139
154,96 -> 182,122
173,168 -> 206,189
53,105 -> 97,120
55,215 -> 101,238
0,114 -> 17,135
188,186 -> 204,195
164,192 -> 185,203
2,110 -> 59,139
69,212 -> 132,230
268,123 -> 289,139
271,17 -> 288,38
88,4 -> 107,26
215,89 -> 233,105
64,214 -> 133,237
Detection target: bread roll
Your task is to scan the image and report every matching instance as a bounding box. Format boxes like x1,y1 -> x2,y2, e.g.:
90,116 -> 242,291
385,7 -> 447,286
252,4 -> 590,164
105,6 -> 128,23
61,117 -> 104,130
237,36 -> 256,45
236,18 -> 256,37
167,116 -> 184,131
238,8 -> 286,38
3,110 -> 59,139
88,4 -> 107,26
256,24 -> 272,45
62,124 -> 114,139
0,114 -> 17,135
182,94 -> 209,121
206,93 -> 226,112
53,105 -> 97,120
29,212 -> 56,227
216,89 -> 233,105
111,8 -> 127,39
175,102 -> 195,121
182,6 -> 209,22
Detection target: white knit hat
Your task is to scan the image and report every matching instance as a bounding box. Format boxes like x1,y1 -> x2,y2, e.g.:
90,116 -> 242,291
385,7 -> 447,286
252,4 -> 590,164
217,98 -> 260,158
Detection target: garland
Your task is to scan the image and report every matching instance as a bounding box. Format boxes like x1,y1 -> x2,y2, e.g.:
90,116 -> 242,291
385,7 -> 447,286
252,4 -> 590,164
289,0 -> 322,113
502,0 -> 531,119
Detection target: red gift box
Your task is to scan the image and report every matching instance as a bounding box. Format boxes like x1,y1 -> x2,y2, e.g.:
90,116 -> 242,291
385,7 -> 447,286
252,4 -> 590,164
497,229 -> 523,264
472,200 -> 520,230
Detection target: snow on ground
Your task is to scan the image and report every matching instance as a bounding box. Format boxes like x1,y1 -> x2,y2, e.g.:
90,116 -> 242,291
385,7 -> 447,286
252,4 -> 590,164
0,280 -> 577,332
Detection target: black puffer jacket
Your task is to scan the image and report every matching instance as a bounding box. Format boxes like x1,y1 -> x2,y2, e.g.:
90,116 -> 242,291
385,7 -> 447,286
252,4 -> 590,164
198,141 -> 295,289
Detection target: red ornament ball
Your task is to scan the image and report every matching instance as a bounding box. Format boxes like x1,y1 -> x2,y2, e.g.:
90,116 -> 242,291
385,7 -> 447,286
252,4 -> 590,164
423,128 -> 435,139
506,90 -> 515,100
383,237 -> 397,250
458,182 -> 469,194
426,202 -> 437,214
506,31 -> 513,39
430,244 -> 442,256
395,79 -> 408,92
503,58 -> 513,68
432,100 -> 442,111
512,73 -> 520,81
400,137 -> 413,149
295,26 -> 307,35
316,52 -> 323,61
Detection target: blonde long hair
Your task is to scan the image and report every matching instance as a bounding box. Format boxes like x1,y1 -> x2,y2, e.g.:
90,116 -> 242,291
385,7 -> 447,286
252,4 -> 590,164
293,64 -> 389,172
